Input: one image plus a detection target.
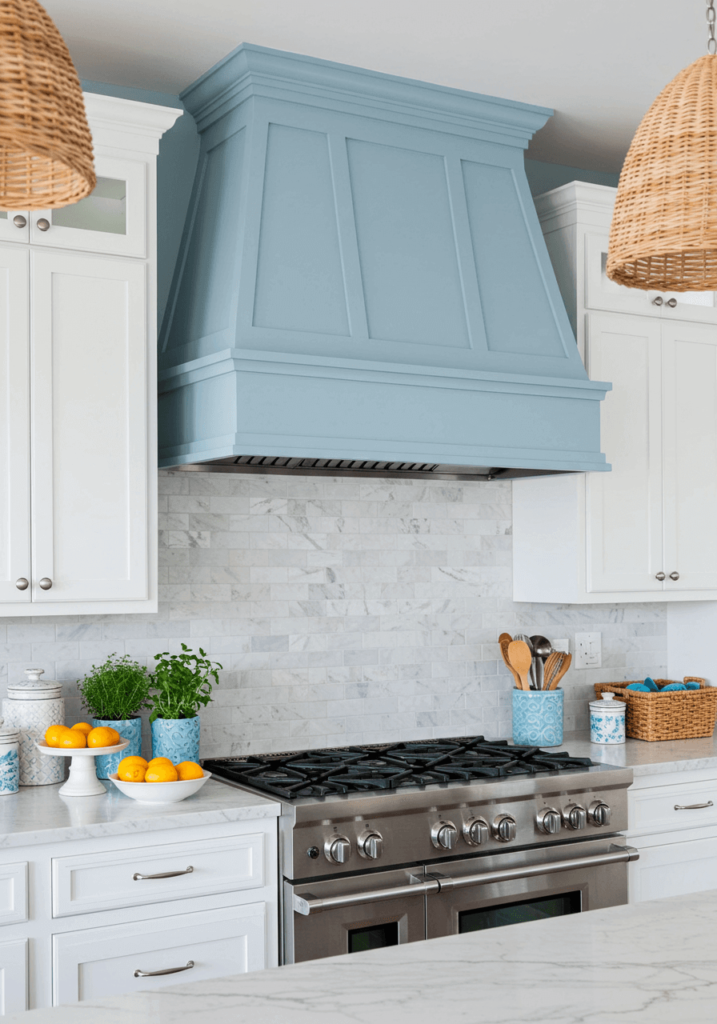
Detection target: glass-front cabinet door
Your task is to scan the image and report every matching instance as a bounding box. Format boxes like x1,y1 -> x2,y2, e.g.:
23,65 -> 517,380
29,155 -> 146,257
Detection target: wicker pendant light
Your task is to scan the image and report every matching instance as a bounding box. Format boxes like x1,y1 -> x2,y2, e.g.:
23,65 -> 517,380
0,0 -> 95,210
607,3 -> 717,291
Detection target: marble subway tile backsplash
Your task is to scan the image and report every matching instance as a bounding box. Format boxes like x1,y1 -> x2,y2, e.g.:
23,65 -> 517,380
0,472 -> 667,756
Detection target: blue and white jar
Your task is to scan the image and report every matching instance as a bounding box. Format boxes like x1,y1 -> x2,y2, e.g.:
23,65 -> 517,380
2,669 -> 64,786
151,717 -> 201,764
590,694 -> 626,745
512,689 -> 564,747
0,720 -> 20,795
92,717 -> 142,779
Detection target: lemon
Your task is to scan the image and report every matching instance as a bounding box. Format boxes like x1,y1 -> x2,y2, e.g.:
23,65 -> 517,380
175,761 -> 203,781
145,764 -> 178,783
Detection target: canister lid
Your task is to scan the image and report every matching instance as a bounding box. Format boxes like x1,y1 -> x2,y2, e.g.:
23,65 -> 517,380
0,718 -> 20,744
589,697 -> 625,712
6,668 -> 62,701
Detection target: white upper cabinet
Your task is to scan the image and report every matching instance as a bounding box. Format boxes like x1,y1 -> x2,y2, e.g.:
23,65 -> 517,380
0,94 -> 181,616
514,182 -> 717,603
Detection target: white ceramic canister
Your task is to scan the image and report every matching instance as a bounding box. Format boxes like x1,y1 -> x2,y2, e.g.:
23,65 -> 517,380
0,719 -> 19,794
1,669 -> 64,785
589,692 -> 626,745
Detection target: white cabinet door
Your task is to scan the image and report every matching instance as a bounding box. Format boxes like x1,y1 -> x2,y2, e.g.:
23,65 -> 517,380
0,211 -> 29,244
29,155 -> 147,258
630,832 -> 717,903
0,244 -> 31,605
662,321 -> 717,591
30,250 -> 149,603
0,938 -> 27,1014
53,902 -> 266,1005
585,312 -> 664,593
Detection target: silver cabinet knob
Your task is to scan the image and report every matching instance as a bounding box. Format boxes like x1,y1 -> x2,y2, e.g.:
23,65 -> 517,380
431,820 -> 459,850
463,816 -> 489,846
669,571 -> 680,581
15,577 -> 29,590
652,296 -> 664,306
563,804 -> 587,830
13,215 -> 26,228
36,218 -> 50,232
357,831 -> 383,860
39,577 -> 52,590
589,801 -> 612,827
325,836 -> 351,864
655,572 -> 666,581
493,814 -> 517,843
536,808 -> 562,835
666,297 -> 677,307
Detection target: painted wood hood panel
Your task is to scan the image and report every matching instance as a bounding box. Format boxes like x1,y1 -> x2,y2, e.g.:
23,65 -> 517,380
158,44 -> 610,474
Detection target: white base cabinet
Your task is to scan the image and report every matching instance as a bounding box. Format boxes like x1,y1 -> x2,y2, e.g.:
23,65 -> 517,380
0,818 -> 278,1013
514,182 -> 717,603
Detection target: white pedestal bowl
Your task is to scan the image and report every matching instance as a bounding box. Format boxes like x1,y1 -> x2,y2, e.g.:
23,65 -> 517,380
35,740 -> 130,797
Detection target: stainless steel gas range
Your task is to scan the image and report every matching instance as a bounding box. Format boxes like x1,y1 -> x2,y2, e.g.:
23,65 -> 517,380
204,736 -> 638,964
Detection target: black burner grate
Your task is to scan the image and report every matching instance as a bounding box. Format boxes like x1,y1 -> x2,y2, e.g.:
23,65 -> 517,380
203,736 -> 594,800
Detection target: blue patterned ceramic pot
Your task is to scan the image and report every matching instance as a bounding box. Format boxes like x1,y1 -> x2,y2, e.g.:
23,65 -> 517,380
151,716 -> 201,764
0,720 -> 19,795
512,689 -> 564,747
589,697 -> 626,744
92,717 -> 142,778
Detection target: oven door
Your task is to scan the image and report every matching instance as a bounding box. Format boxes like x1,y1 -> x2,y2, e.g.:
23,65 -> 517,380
285,867 -> 426,964
427,836 -> 633,940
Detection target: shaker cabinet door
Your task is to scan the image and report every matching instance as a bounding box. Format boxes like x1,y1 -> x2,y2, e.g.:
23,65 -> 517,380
30,249 -> 149,603
0,244 -> 31,605
0,938 -> 28,1014
662,321 -> 717,591
584,312 -> 664,593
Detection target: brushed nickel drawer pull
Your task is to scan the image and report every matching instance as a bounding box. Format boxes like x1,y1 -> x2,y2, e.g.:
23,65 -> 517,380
133,865 -> 194,881
674,800 -> 714,810
134,960 -> 194,978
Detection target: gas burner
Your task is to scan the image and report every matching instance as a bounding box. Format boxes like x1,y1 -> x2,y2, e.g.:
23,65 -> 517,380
203,736 -> 595,800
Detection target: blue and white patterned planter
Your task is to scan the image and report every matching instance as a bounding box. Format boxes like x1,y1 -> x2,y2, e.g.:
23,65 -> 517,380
589,699 -> 626,744
92,717 -> 142,778
512,689 -> 564,747
151,717 -> 201,764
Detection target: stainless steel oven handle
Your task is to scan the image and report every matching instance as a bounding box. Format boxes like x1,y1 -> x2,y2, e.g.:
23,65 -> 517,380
292,845 -> 640,916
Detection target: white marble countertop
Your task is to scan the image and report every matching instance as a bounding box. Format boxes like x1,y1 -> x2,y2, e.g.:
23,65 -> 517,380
563,729 -> 717,777
0,779 -> 279,848
9,888 -> 717,1023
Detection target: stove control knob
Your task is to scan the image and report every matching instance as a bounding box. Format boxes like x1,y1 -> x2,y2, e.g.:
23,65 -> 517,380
589,801 -> 612,827
463,817 -> 489,846
358,831 -> 383,860
563,804 -> 587,831
493,814 -> 517,843
431,820 -> 459,850
325,836 -> 351,864
536,808 -> 562,835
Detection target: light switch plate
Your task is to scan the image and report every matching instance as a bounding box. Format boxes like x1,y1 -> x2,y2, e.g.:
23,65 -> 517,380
575,632 -> 601,669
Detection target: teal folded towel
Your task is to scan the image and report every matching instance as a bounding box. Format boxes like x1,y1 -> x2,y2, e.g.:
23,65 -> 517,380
660,682 -> 686,692
626,683 -> 651,692
643,677 -> 659,691
685,682 -> 701,690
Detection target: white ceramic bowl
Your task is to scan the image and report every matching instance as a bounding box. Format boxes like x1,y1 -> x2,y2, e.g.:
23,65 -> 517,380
108,770 -> 212,803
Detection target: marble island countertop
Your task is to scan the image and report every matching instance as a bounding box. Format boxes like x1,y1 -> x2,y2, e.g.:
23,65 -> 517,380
10,888 -> 717,1024
562,729 -> 717,777
0,778 -> 279,848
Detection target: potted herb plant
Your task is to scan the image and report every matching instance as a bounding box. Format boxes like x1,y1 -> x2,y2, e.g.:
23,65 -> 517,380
149,644 -> 222,763
78,654 -> 151,778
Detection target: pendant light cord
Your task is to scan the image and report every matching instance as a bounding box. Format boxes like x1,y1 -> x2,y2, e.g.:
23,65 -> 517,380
708,0 -> 716,54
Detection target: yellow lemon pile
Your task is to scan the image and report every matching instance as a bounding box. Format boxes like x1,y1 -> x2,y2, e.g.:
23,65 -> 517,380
44,723 -> 121,749
116,756 -> 203,784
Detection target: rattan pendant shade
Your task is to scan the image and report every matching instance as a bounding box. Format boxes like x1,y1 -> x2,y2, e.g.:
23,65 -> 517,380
0,0 -> 95,210
607,54 -> 717,291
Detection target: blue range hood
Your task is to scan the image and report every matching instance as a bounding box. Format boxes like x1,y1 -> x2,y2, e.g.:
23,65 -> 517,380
158,44 -> 610,479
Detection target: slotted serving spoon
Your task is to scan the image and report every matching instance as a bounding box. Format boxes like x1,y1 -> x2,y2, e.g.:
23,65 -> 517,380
547,652 -> 572,690
543,651 -> 565,690
508,640 -> 533,692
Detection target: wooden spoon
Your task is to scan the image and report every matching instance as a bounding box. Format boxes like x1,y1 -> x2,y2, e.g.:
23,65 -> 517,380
543,651 -> 564,690
508,641 -> 532,692
499,637 -> 523,690
547,652 -> 572,690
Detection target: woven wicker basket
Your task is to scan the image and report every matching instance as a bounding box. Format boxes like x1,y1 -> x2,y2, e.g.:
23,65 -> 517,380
593,678 -> 716,742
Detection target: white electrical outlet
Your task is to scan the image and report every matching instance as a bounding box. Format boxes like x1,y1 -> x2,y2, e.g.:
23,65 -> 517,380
552,639 -> 570,654
575,632 -> 602,669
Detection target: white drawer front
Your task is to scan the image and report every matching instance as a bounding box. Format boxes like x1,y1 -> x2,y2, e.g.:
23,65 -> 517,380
629,779 -> 717,835
0,863 -> 27,926
0,938 -> 27,1014
53,832 -> 265,917
53,901 -> 266,1005
630,834 -> 717,903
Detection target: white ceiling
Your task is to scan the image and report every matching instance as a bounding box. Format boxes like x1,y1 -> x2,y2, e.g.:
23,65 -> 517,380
44,0 -> 707,171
